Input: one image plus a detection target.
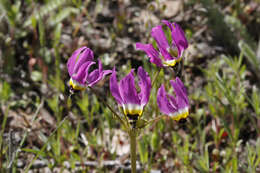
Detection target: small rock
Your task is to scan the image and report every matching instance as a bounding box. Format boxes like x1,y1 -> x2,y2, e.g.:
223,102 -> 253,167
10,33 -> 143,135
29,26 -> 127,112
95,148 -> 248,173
162,1 -> 183,18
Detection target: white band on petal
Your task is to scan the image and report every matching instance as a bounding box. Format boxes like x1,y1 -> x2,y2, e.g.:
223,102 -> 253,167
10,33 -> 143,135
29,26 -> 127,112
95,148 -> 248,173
122,103 -> 144,116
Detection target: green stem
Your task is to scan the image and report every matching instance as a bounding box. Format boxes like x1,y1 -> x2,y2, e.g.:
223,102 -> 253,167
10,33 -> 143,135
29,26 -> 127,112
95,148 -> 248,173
151,68 -> 161,87
129,129 -> 137,173
146,115 -> 165,126
88,87 -> 127,128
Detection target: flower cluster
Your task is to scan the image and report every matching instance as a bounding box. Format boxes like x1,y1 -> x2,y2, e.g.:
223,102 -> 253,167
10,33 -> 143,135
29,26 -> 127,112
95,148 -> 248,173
66,20 -> 190,125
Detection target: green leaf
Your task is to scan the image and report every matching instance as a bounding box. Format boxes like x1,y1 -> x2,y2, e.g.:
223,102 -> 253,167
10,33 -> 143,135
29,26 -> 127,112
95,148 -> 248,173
22,148 -> 47,157
0,81 -> 11,101
53,23 -> 62,47
138,135 -> 149,164
251,86 -> 260,116
239,41 -> 259,72
38,17 -> 45,46
151,132 -> 159,152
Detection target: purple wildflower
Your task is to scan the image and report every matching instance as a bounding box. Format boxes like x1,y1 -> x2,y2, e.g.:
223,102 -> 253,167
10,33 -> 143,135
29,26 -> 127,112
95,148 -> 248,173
157,77 -> 189,121
67,46 -> 111,91
110,66 -> 151,118
136,20 -> 188,67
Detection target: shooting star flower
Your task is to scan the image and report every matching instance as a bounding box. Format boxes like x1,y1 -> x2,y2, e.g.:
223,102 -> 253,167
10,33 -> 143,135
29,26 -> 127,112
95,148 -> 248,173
110,66 -> 151,124
157,77 -> 189,121
136,20 -> 188,67
67,46 -> 111,91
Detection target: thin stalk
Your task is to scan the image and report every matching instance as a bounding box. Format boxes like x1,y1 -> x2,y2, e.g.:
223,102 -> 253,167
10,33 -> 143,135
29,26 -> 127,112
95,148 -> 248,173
88,87 -> 127,128
129,129 -> 137,173
151,68 -> 161,87
146,115 -> 165,126
0,106 -> 9,171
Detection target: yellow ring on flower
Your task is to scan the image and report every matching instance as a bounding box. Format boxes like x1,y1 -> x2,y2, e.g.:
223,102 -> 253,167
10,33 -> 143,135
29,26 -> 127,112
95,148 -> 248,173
69,78 -> 86,91
123,109 -> 143,117
172,109 -> 189,121
163,57 -> 182,67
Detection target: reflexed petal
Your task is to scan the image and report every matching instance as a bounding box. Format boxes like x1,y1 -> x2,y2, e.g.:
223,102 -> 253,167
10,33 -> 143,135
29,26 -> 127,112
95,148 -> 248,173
151,25 -> 170,50
162,20 -> 174,32
87,60 -> 103,86
171,78 -> 189,104
109,68 -> 123,105
72,61 -> 95,84
170,78 -> 189,109
157,85 -> 177,115
103,70 -> 113,76
137,66 -> 151,106
162,20 -> 188,58
89,71 -> 112,87
119,70 -> 140,105
67,46 -> 87,76
73,48 -> 94,75
176,95 -> 188,110
87,69 -> 99,86
167,94 -> 178,109
87,67 -> 111,87
136,43 -> 163,67
151,25 -> 173,61
175,77 -> 188,96
172,23 -> 188,50
160,47 -> 174,61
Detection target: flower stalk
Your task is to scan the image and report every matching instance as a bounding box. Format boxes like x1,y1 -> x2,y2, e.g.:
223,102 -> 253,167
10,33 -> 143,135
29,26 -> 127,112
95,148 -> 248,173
151,68 -> 161,87
129,128 -> 137,173
88,86 -> 127,128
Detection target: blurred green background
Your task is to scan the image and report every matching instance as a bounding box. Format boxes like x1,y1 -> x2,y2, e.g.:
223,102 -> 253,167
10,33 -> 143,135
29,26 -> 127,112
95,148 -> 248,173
0,0 -> 260,172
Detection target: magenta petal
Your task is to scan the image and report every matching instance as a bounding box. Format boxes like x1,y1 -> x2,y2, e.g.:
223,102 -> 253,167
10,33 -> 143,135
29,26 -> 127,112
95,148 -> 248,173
162,20 -> 188,58
162,20 -> 174,32
87,61 -> 112,87
170,78 -> 189,109
167,94 -> 178,110
151,25 -> 173,61
172,23 -> 188,57
72,61 -> 95,84
176,95 -> 188,110
87,60 -> 102,86
72,48 -> 94,75
87,69 -> 99,86
172,23 -> 188,49
137,66 -> 151,106
136,43 -> 163,67
109,68 -> 123,105
119,70 -> 140,105
175,77 -> 188,95
103,70 -> 112,76
67,46 -> 87,77
151,25 -> 170,50
157,85 -> 177,115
